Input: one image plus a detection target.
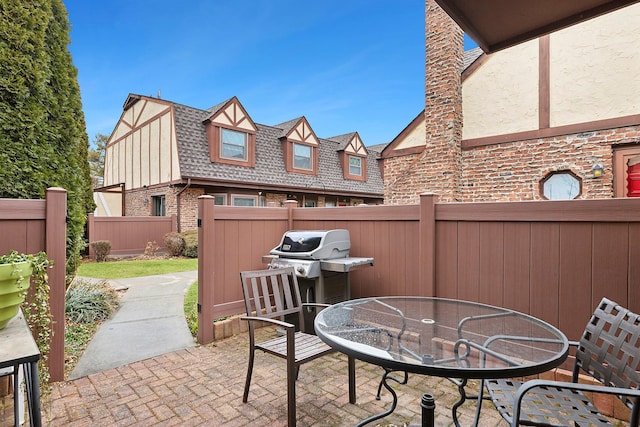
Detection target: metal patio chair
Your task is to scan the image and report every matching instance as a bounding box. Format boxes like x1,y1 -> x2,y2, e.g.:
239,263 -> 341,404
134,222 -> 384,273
240,267 -> 356,427
485,297 -> 640,426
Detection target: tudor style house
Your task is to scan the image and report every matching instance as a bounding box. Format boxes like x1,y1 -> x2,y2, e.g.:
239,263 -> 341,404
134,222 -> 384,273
96,95 -> 383,231
381,0 -> 640,204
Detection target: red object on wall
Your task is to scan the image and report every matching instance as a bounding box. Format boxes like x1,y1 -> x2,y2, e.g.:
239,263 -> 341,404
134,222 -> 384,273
627,157 -> 640,197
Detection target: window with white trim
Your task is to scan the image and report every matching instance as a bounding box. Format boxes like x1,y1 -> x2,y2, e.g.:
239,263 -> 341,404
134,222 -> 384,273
349,155 -> 362,176
231,195 -> 257,206
220,128 -> 247,161
293,143 -> 312,170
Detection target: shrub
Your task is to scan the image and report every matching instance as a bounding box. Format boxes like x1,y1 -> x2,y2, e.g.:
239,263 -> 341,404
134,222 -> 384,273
164,232 -> 185,257
181,230 -> 198,258
90,240 -> 111,262
65,279 -> 120,323
144,240 -> 159,257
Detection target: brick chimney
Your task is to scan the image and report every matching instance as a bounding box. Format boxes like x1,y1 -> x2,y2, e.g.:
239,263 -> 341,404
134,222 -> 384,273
422,0 -> 464,202
382,0 -> 463,204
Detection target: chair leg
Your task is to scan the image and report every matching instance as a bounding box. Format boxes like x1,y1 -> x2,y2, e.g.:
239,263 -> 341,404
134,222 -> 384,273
242,350 -> 255,403
287,362 -> 297,426
348,356 -> 356,404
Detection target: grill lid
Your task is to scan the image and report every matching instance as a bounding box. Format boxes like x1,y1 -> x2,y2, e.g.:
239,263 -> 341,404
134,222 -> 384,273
270,229 -> 350,260
280,233 -> 322,253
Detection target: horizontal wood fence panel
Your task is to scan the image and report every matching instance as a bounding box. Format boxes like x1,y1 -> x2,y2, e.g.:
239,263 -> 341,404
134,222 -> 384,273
212,206 -> 289,220
87,214 -> 176,256
291,204 -> 419,221
0,199 -> 46,220
436,198 -> 640,222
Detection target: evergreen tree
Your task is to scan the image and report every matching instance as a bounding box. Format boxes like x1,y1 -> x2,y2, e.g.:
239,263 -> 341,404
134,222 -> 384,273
0,0 -> 95,274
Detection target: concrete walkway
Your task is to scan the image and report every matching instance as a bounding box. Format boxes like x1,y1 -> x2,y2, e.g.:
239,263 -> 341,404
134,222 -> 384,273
68,270 -> 198,380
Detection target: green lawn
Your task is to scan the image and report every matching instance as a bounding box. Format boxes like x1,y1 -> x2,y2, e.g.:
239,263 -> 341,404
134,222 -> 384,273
77,258 -> 198,279
184,281 -> 198,335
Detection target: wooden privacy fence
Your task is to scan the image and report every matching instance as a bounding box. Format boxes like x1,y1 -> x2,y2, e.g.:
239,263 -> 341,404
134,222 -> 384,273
0,188 -> 67,382
197,194 -> 640,345
86,213 -> 177,257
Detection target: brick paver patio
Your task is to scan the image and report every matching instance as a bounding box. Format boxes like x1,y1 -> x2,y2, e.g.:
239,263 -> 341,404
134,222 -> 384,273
5,327 -> 508,426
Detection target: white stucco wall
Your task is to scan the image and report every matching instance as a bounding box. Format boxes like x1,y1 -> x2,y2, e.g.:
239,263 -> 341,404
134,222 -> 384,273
550,4 -> 640,126
395,119 -> 426,150
462,39 -> 539,140
461,3 -> 639,140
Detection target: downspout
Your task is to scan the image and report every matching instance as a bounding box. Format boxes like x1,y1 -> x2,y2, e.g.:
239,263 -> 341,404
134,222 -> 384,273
175,179 -> 191,233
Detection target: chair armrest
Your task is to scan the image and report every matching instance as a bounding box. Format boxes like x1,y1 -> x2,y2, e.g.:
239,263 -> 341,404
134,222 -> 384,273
301,302 -> 330,310
511,379 -> 640,426
240,316 -> 295,330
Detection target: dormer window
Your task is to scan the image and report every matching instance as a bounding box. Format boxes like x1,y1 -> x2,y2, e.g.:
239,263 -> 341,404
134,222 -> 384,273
335,132 -> 367,181
349,155 -> 362,176
294,143 -> 312,170
278,117 -> 319,175
205,97 -> 257,167
221,128 -> 248,161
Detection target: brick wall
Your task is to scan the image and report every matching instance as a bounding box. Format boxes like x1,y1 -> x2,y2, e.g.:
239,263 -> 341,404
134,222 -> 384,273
459,129 -> 631,201
125,185 -> 204,232
125,188 -> 151,216
177,187 -> 204,231
266,192 -> 287,207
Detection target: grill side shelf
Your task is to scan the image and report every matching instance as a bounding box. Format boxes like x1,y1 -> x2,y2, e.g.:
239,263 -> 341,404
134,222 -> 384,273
320,257 -> 374,273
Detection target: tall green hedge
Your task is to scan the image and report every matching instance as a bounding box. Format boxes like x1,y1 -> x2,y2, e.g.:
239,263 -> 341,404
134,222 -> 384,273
0,0 -> 95,275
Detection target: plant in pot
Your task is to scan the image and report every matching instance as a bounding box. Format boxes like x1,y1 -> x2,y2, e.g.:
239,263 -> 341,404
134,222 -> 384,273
0,252 -> 35,329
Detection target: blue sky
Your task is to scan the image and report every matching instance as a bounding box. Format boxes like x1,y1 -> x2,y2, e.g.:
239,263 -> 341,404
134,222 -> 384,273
64,1 -> 477,147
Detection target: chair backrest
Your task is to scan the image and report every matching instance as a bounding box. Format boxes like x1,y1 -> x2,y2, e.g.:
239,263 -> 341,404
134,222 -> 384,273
241,267 -> 304,329
575,297 -> 640,408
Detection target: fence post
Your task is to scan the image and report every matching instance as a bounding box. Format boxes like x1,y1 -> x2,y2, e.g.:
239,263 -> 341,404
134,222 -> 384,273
285,199 -> 297,230
197,195 -> 215,344
45,187 -> 67,382
419,193 -> 437,296
171,214 -> 177,232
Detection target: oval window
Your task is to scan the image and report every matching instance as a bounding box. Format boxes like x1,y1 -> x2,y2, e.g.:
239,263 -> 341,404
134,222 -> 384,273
541,171 -> 581,200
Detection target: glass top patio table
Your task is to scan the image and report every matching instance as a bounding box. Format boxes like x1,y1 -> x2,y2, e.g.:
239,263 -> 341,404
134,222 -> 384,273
314,296 -> 569,426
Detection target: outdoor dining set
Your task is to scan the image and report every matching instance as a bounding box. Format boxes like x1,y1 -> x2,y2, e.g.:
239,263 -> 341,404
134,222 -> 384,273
240,266 -> 640,427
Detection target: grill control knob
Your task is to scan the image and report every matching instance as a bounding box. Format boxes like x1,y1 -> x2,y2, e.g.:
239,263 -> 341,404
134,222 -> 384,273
296,266 -> 305,274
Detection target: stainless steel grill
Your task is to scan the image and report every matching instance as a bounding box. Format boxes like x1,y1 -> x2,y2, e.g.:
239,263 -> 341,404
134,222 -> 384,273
265,229 -> 374,305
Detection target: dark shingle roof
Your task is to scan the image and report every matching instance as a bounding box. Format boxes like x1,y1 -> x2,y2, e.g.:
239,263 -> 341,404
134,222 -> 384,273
463,47 -> 483,70
201,98 -> 231,121
172,102 -> 383,196
327,132 -> 358,151
366,143 -> 387,154
273,117 -> 303,138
